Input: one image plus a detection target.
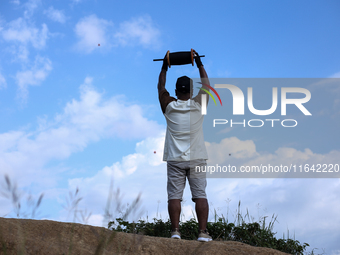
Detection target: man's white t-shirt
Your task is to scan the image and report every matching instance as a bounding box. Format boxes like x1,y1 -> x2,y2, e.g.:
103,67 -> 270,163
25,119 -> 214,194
159,89 -> 208,161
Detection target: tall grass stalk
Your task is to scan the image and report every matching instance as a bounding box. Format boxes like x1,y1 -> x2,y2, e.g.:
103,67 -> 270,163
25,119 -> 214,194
0,175 -> 144,255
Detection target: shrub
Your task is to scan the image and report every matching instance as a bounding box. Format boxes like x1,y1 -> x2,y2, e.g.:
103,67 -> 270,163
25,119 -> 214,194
108,216 -> 309,255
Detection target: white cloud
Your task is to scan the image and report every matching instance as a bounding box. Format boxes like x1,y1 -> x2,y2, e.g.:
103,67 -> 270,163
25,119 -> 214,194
0,72 -> 7,89
86,214 -> 103,227
10,0 -> 20,5
74,14 -> 161,53
0,77 -> 163,187
1,17 -> 49,61
1,17 -> 51,101
206,137 -> 258,164
203,137 -> 340,253
0,131 -> 26,152
99,133 -> 165,180
206,140 -> 340,216
205,136 -> 340,178
307,78 -> 340,118
74,14 -> 112,53
329,71 -> 340,78
58,78 -> 162,140
2,18 -> 48,49
0,78 -> 164,221
15,56 -> 52,102
181,204 -> 195,221
309,77 -> 340,95
114,15 -> 161,48
66,131 -> 166,225
43,7 -> 67,24
23,0 -> 41,18
14,45 -> 30,61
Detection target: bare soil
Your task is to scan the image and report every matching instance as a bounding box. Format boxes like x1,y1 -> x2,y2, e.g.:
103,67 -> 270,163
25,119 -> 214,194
0,217 -> 290,255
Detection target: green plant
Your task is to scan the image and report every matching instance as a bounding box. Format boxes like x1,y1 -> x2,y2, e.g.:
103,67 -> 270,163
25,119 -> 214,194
108,200 -> 311,255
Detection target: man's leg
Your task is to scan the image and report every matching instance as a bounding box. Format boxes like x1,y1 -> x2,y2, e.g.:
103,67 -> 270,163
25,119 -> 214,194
168,199 -> 181,230
195,198 -> 209,231
189,160 -> 209,230
188,160 -> 212,241
195,197 -> 212,242
167,161 -> 187,234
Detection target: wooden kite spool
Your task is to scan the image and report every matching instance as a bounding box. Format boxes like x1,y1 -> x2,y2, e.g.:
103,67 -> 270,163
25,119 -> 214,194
153,49 -> 205,68
166,49 -> 194,68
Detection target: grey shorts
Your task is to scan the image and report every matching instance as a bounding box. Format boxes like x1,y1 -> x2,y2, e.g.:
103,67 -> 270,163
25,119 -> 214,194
167,159 -> 207,202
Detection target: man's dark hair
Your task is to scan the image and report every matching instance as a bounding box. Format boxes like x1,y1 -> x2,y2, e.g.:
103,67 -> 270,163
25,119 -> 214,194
176,76 -> 193,94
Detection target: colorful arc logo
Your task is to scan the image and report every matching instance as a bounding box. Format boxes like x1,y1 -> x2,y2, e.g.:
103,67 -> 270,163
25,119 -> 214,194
197,82 -> 222,106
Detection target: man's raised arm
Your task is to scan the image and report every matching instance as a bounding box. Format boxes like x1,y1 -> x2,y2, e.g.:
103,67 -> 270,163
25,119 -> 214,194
158,53 -> 176,114
157,69 -> 166,93
157,55 -> 168,94
193,50 -> 210,105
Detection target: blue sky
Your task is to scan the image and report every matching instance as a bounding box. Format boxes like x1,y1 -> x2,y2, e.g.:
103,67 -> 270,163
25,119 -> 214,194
0,0 -> 340,254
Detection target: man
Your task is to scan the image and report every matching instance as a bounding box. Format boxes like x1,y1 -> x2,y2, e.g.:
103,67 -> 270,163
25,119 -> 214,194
157,50 -> 212,242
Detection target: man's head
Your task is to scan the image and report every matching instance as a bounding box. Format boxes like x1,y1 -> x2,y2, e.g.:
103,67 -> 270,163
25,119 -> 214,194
175,76 -> 193,100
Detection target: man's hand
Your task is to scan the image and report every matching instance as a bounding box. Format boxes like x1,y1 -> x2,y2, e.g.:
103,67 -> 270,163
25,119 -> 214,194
193,50 -> 203,68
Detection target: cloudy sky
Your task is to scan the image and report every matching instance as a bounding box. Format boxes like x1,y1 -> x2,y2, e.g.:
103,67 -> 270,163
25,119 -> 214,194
0,0 -> 339,254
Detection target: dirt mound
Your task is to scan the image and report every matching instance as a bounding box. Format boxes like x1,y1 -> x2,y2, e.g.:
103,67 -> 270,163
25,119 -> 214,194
0,217 -> 289,255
